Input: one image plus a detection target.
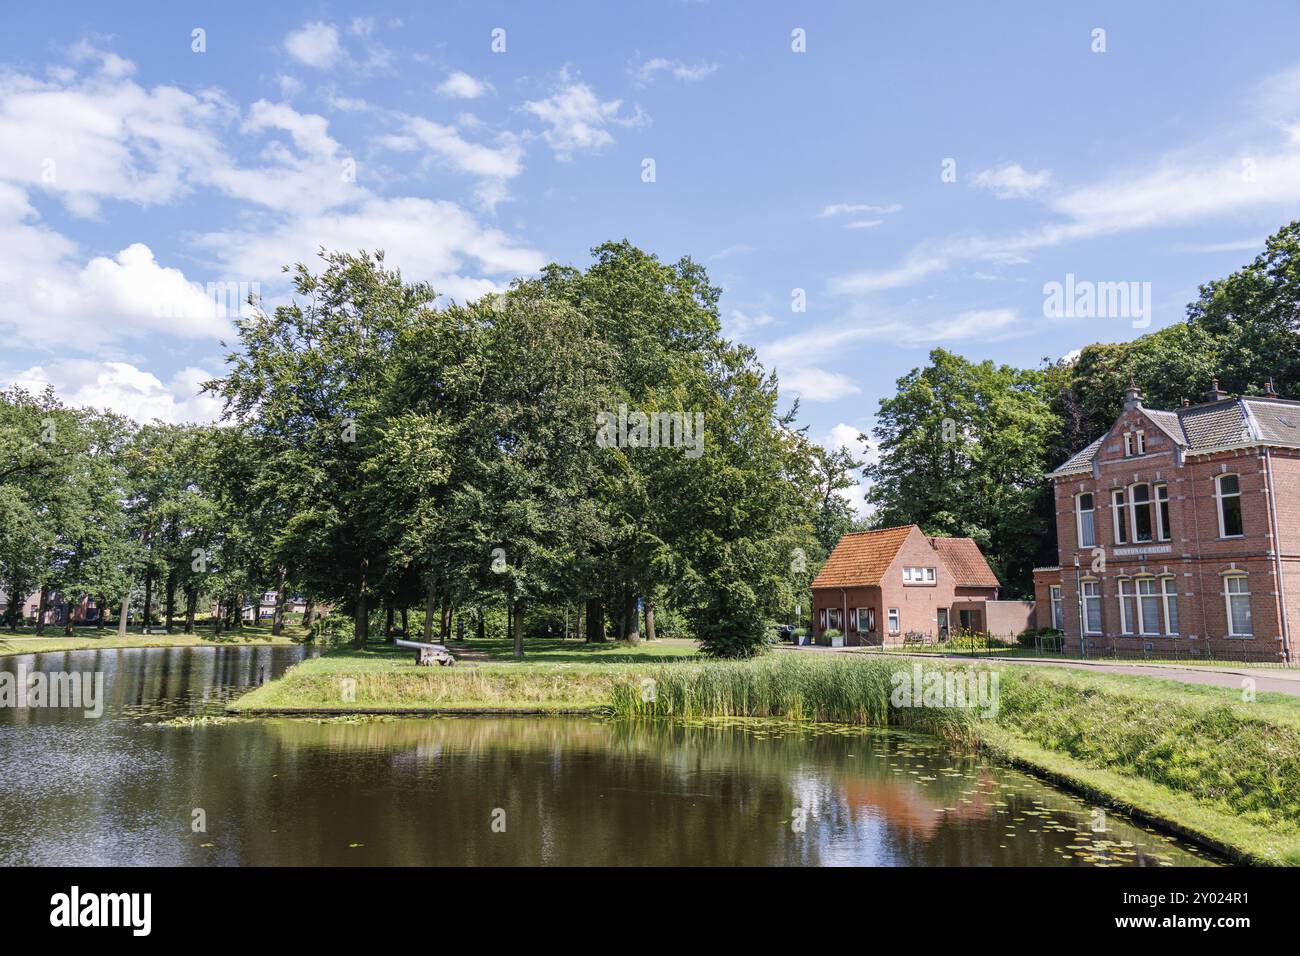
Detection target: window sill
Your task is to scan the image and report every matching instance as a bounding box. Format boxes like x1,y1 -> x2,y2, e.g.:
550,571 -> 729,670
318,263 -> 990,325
1224,634 -> 1255,640
1218,535 -> 1245,541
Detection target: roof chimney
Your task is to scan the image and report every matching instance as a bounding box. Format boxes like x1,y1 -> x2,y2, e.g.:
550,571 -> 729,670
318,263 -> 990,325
1263,377 -> 1279,399
1206,378 -> 1228,402
1123,375 -> 1143,410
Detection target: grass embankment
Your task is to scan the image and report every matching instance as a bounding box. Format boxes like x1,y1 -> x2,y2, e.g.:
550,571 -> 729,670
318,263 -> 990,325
230,637 -> 698,712
233,640 -> 1300,863
0,623 -> 306,657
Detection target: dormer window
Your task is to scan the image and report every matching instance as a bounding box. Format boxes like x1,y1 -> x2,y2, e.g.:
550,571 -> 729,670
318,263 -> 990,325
1123,430 -> 1145,457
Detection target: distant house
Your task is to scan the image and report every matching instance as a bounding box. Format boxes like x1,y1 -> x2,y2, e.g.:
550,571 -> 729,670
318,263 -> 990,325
0,590 -> 101,626
240,592 -> 309,623
810,524 -> 1033,645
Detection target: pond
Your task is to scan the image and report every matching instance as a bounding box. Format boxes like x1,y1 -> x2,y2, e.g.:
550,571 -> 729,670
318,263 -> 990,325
0,645 -> 1216,866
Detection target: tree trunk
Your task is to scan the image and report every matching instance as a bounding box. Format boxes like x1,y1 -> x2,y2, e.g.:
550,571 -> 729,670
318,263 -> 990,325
585,597 -> 606,643
213,597 -> 223,636
400,606 -> 409,637
184,587 -> 197,634
4,581 -> 22,630
476,608 -> 485,640
440,597 -> 452,642
35,584 -> 49,635
141,570 -> 153,635
645,599 -> 656,641
624,592 -> 641,643
352,565 -> 369,650
164,570 -> 177,633
423,581 -> 437,642
63,593 -> 76,635
98,593 -> 108,631
512,597 -> 524,659
271,567 -> 288,635
117,588 -> 130,638
302,598 -> 315,629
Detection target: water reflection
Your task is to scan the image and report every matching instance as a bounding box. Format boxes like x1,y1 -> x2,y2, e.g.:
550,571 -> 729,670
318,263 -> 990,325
0,647 -> 1215,866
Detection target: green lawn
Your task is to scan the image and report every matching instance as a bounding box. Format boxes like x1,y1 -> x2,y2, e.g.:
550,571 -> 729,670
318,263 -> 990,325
0,622 -> 308,657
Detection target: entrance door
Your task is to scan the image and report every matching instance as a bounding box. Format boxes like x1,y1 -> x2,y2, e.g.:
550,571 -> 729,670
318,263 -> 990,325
936,608 -> 949,641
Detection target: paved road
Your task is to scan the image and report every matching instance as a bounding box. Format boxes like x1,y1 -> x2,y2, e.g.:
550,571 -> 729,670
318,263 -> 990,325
775,644 -> 1300,697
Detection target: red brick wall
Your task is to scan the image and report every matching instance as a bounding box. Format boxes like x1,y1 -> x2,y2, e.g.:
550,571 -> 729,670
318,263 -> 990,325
812,527 -> 999,646
1050,406 -> 1295,661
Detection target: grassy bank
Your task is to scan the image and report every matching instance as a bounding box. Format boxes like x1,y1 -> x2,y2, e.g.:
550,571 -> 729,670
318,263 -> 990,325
0,624 -> 306,657
232,642 -> 1300,863
230,637 -> 698,712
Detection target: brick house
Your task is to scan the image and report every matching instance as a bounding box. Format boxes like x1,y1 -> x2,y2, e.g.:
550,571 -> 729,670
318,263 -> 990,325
1037,379 -> 1300,662
810,524 -> 1032,645
0,589 -> 101,626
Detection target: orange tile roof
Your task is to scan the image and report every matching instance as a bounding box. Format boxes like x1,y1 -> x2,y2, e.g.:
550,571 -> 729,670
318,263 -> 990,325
810,525 -> 915,588
929,537 -> 1000,588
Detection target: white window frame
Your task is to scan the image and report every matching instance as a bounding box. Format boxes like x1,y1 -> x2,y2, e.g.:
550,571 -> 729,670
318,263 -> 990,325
925,567 -> 935,583
1136,577 -> 1161,636
1223,574 -> 1253,638
826,607 -> 843,631
1215,474 -> 1244,539
1128,482 -> 1154,544
855,607 -> 874,633
1135,430 -> 1146,455
1160,576 -> 1179,636
1117,577 -> 1136,635
902,566 -> 913,582
1111,488 -> 1128,544
1076,492 -> 1096,549
1154,483 -> 1170,542
1123,433 -> 1134,457
1082,580 -> 1102,635
1049,585 -> 1063,630
887,608 -> 900,635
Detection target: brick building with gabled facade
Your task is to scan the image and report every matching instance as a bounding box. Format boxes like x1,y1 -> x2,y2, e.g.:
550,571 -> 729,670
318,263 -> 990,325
1035,379 -> 1300,662
811,524 -> 1034,646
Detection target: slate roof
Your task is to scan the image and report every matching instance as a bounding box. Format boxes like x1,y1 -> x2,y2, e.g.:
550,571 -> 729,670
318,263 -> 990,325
811,525 -> 1000,590
1049,395 -> 1300,477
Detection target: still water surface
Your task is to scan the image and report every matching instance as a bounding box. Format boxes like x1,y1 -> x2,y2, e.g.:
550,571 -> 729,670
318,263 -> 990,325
0,644 -> 1216,866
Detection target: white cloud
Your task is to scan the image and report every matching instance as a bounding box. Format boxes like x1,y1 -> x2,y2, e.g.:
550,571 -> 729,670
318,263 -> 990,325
197,196 -> 546,303
632,58 -> 719,85
834,65 -> 1300,294
521,75 -> 647,159
391,116 -> 523,207
7,360 -> 223,424
284,22 -> 343,69
0,49 -> 548,352
971,162 -> 1051,199
844,219 -> 882,230
723,308 -> 775,337
778,367 -> 860,402
760,309 -> 1019,367
820,202 -> 901,217
437,71 -> 491,99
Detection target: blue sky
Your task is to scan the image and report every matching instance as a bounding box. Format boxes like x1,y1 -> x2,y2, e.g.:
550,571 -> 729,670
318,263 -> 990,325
4,2 -> 1300,512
